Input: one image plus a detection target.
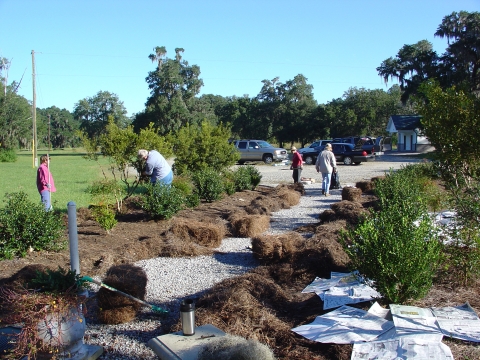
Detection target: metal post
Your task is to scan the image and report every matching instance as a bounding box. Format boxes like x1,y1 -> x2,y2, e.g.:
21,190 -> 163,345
67,201 -> 80,275
31,50 -> 38,168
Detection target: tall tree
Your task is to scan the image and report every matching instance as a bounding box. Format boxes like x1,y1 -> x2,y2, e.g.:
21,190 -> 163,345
255,77 -> 285,141
134,46 -> 204,134
276,74 -> 317,147
0,81 -> 32,149
435,11 -> 480,95
378,11 -> 480,101
377,40 -> 440,103
73,91 -> 129,140
37,107 -> 81,149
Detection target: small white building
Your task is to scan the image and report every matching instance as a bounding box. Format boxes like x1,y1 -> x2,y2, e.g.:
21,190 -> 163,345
386,115 -> 434,153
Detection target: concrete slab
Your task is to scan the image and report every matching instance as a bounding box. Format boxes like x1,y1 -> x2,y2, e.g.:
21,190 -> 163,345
148,324 -> 226,360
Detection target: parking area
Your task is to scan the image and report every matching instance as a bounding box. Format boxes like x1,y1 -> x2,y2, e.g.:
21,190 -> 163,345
250,153 -> 423,186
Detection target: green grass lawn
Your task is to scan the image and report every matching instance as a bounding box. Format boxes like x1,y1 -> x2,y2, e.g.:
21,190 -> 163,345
0,149 -> 114,212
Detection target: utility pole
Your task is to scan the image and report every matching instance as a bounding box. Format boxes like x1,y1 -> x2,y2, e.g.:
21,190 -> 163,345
32,50 -> 37,167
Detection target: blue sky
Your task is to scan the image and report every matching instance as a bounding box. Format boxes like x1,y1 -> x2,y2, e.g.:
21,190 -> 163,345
1,0 -> 478,117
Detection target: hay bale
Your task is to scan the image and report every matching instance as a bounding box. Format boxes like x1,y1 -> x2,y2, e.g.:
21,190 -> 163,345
97,305 -> 137,324
330,201 -> 368,225
160,233 -> 214,257
341,187 -> 362,202
251,232 -> 304,263
229,212 -> 270,237
355,181 -> 375,193
245,195 -> 282,215
170,218 -> 225,247
319,209 -> 337,223
198,334 -> 276,360
272,187 -> 301,208
97,264 -> 147,324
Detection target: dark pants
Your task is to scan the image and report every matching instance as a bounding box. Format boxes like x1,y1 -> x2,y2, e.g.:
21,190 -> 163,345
292,168 -> 302,183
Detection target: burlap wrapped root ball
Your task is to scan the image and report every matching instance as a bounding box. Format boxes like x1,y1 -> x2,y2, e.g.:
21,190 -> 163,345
198,334 -> 276,360
97,264 -> 147,324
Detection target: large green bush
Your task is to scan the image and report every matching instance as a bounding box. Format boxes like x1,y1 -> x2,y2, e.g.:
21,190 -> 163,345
172,176 -> 200,208
171,121 -> 240,175
0,148 -> 17,163
342,166 -> 442,303
191,169 -> 224,202
0,192 -> 66,259
140,183 -> 186,220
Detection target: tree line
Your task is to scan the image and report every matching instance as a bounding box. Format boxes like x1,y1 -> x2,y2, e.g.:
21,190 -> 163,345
0,11 -> 478,151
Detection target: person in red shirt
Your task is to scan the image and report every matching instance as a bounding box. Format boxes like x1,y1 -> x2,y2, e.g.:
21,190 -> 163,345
36,154 -> 56,210
290,146 -> 303,183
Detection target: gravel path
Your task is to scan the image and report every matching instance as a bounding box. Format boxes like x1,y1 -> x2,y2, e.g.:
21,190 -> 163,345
84,153 -> 422,359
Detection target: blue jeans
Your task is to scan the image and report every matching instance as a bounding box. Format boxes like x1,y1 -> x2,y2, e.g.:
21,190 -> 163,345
40,190 -> 52,210
322,172 -> 332,194
153,170 -> 173,185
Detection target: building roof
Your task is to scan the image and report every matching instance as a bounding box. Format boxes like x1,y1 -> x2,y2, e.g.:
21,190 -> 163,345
387,115 -> 422,133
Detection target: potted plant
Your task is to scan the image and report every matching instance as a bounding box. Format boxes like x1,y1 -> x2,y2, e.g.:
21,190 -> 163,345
0,266 -> 89,359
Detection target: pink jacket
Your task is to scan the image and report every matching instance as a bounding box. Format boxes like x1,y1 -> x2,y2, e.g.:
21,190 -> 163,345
36,163 -> 56,193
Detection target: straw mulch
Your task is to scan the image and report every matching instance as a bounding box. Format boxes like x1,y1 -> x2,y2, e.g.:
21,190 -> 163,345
96,264 -> 148,324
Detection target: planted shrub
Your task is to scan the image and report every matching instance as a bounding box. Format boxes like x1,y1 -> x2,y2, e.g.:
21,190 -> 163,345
233,165 -> 263,192
192,169 -> 224,202
245,165 -> 262,189
141,183 -> 186,220
172,176 -> 201,208
442,182 -> 480,284
87,179 -> 125,212
0,148 -> 17,163
90,205 -> 117,232
0,192 -> 66,260
233,167 -> 251,192
342,167 -> 442,303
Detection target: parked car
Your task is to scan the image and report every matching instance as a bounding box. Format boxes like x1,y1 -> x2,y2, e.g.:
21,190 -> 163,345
332,136 -> 377,154
297,139 -> 332,154
232,139 -> 288,164
301,142 -> 375,165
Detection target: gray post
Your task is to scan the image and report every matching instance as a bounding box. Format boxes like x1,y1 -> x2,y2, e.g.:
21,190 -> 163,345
68,201 -> 80,275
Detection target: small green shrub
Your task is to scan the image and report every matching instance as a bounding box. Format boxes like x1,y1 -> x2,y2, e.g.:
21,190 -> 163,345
30,266 -> 88,293
233,167 -> 251,192
244,165 -> 262,189
90,204 -> 117,232
192,169 -> 224,202
172,176 -> 200,208
141,183 -> 186,220
442,182 -> 480,284
342,167 -> 442,304
172,176 -> 195,196
233,165 -> 263,191
0,148 -> 17,163
185,192 -> 201,208
0,192 -> 66,260
87,179 -> 125,212
223,179 -> 236,196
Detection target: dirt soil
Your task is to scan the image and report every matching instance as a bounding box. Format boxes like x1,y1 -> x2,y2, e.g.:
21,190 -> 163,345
1,183 -> 480,359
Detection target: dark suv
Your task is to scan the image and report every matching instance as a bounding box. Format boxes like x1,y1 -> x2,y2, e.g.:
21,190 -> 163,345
232,140 -> 288,164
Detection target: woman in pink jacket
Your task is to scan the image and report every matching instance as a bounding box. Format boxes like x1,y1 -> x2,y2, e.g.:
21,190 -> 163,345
36,154 -> 56,210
